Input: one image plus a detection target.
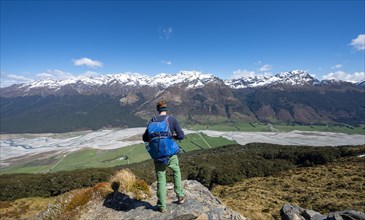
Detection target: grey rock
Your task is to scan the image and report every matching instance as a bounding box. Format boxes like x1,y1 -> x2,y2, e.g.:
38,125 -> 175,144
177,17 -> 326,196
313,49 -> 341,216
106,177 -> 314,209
280,204 -> 306,220
80,180 -> 246,220
328,210 -> 365,220
281,204 -> 365,220
303,209 -> 321,219
311,214 -> 327,220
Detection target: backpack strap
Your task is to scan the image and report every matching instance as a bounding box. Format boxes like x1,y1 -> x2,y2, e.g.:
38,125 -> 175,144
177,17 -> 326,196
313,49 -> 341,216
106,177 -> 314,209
164,115 -> 173,137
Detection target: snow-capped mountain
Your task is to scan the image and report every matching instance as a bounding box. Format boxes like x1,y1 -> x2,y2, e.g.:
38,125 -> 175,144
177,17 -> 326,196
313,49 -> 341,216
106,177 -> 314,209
23,71 -> 219,89
225,70 -> 319,89
1,70 -> 364,133
29,71 -> 216,88
357,80 -> 365,87
0,70 -> 362,97
0,71 -> 221,97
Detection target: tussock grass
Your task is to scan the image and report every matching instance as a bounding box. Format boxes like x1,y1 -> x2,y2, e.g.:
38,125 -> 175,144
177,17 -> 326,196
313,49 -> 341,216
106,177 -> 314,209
0,197 -> 53,219
108,169 -> 151,200
212,156 -> 365,220
0,173 -> 148,220
109,169 -> 137,192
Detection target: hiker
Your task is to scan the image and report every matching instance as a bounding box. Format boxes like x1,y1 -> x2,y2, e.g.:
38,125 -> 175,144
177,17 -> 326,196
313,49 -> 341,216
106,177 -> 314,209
142,100 -> 185,213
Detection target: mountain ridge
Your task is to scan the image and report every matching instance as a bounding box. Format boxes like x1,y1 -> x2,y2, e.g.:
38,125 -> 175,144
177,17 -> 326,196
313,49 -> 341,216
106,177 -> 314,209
1,70 -> 363,98
1,70 -> 364,133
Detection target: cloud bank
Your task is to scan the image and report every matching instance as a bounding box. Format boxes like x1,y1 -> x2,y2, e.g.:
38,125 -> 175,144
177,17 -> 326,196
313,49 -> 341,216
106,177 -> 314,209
331,64 -> 342,69
0,73 -> 34,87
258,64 -> 272,72
160,27 -> 173,39
350,34 -> 365,50
161,60 -> 172,65
322,71 -> 364,83
231,69 -> 256,79
73,57 -> 103,68
36,69 -> 76,80
0,70 -> 97,88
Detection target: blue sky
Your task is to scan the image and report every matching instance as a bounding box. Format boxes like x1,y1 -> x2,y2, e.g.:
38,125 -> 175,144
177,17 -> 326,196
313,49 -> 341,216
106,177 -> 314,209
1,0 -> 364,87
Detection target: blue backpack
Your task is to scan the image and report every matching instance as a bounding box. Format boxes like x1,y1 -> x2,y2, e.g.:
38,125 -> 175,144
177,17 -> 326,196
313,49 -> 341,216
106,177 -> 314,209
146,115 -> 180,160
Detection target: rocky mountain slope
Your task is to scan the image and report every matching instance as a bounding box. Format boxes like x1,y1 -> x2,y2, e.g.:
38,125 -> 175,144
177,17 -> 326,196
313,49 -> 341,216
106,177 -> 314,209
212,156 -> 365,219
1,70 -> 363,97
1,169 -> 246,220
1,154 -> 364,220
1,70 -> 364,133
281,204 -> 365,220
78,180 -> 246,220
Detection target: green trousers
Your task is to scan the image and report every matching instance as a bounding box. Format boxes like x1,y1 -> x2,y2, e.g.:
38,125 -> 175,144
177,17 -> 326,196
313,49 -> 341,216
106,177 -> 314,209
154,155 -> 185,210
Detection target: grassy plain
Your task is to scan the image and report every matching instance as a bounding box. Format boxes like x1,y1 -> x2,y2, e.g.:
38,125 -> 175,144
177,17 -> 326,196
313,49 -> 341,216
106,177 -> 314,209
1,133 -> 236,174
212,156 -> 365,220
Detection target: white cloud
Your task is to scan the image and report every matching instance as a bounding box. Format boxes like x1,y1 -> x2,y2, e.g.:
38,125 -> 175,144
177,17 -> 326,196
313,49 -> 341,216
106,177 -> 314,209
73,57 -> 103,68
350,34 -> 365,50
160,27 -> 173,39
161,60 -> 172,65
0,73 -> 34,87
36,69 -> 76,80
258,64 -> 272,72
1,69 -> 98,88
331,64 -> 342,69
81,71 -> 100,77
6,74 -> 33,82
231,69 -> 273,79
322,71 -> 365,83
254,61 -> 262,65
231,69 -> 256,79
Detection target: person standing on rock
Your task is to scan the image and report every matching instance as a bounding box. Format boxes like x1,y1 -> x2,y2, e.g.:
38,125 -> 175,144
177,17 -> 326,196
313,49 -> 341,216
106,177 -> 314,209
143,100 -> 185,213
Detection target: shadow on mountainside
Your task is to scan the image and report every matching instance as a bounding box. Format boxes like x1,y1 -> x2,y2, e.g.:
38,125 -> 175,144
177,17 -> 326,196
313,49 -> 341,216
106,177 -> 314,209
79,180 -> 247,220
103,182 -> 155,212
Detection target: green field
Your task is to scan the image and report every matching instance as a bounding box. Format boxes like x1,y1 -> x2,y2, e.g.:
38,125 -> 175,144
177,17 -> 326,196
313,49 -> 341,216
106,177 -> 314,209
187,122 -> 270,132
2,123 -> 363,175
1,133 -> 236,174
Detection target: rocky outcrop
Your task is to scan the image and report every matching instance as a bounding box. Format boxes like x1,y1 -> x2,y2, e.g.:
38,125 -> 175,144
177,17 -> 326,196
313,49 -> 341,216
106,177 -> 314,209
80,180 -> 246,220
280,204 -> 365,220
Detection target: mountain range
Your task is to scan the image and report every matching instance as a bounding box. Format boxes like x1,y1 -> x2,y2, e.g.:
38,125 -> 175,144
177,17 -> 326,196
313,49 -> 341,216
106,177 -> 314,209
1,70 -> 364,133
1,70 -> 364,97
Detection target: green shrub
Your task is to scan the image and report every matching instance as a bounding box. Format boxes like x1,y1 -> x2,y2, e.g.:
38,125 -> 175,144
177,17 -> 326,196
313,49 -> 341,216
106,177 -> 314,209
0,143 -> 362,201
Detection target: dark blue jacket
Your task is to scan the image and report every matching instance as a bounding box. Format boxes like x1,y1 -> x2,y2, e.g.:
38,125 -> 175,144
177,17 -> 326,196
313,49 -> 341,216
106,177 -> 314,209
142,115 -> 184,142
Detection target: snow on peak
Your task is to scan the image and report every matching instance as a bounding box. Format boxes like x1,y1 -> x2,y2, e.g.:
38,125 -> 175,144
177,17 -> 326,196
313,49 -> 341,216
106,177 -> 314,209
19,71 -> 219,91
7,70 -> 341,93
225,70 -> 319,88
151,71 -> 218,88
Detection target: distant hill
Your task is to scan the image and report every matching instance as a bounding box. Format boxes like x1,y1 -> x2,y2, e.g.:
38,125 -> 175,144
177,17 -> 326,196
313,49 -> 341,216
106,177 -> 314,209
1,71 -> 364,133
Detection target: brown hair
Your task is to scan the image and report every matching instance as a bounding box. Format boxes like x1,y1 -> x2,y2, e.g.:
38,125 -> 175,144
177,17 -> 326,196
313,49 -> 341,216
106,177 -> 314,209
156,100 -> 168,112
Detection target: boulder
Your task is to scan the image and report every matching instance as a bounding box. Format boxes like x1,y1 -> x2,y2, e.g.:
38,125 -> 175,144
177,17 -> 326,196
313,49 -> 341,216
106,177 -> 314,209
80,180 -> 246,220
280,204 -> 365,220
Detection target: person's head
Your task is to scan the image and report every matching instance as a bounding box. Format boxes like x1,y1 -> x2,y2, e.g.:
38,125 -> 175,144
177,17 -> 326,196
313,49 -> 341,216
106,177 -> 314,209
156,100 -> 168,113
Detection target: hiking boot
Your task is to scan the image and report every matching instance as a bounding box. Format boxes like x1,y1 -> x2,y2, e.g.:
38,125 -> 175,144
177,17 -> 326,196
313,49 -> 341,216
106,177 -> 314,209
177,196 -> 185,204
158,207 -> 166,213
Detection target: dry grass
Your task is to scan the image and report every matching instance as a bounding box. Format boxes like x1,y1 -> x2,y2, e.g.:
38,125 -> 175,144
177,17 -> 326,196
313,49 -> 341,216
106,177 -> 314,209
65,188 -> 94,212
108,169 -> 151,200
0,169 -> 152,219
92,182 -> 114,198
109,169 -> 137,192
0,197 -> 53,219
212,156 -> 365,220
